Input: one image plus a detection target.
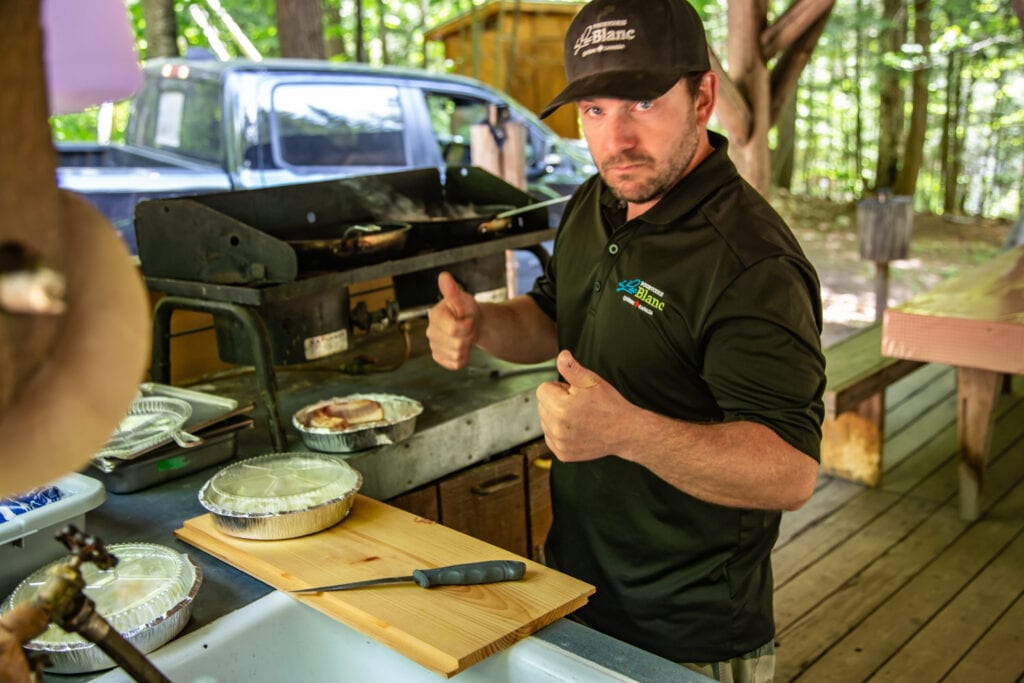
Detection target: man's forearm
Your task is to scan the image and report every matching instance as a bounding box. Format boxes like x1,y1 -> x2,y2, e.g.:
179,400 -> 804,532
620,411 -> 819,511
476,295 -> 558,364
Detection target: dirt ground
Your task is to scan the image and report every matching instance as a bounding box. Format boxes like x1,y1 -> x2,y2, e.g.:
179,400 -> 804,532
772,192 -> 1013,346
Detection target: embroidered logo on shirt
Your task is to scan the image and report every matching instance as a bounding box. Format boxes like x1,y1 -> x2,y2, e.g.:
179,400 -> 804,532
616,278 -> 666,316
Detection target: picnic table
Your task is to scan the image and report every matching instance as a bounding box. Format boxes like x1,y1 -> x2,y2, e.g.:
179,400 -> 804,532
881,244 -> 1024,520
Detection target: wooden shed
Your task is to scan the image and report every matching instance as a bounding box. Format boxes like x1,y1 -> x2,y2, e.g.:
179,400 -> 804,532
425,1 -> 584,139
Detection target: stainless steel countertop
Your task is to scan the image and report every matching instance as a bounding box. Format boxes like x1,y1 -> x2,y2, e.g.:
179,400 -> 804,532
43,337 -> 703,682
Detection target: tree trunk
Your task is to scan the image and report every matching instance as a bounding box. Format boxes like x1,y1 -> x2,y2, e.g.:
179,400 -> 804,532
141,0 -> 179,59
942,52 -> 962,214
324,0 -> 349,60
355,0 -> 367,62
378,0 -> 390,64
854,0 -> 865,193
874,0 -> 906,191
419,0 -> 429,66
771,90 -> 796,190
712,0 -> 834,197
725,1 -> 773,194
277,0 -> 326,59
893,0 -> 930,197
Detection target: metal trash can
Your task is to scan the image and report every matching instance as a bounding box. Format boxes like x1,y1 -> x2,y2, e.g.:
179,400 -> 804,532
856,192 -> 914,319
857,192 -> 914,262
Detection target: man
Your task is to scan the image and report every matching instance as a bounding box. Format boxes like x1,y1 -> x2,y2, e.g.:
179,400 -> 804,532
426,0 -> 825,680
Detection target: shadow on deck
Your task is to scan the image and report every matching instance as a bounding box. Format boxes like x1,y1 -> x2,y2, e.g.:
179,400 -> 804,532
774,366 -> 1024,682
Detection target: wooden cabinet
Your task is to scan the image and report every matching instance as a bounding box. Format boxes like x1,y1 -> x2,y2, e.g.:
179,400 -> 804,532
439,454 -> 528,557
388,484 -> 440,522
385,438 -> 554,562
523,440 -> 553,563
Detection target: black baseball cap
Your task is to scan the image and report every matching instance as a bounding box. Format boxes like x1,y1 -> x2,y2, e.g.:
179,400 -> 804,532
539,0 -> 711,119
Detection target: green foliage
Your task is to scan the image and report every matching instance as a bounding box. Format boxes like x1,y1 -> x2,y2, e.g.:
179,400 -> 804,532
49,0 -> 1023,219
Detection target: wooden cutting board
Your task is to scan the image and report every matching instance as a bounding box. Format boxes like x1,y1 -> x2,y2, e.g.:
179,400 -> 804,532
175,495 -> 594,678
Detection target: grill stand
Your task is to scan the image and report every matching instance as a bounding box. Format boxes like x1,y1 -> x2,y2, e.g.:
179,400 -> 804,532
151,296 -> 287,450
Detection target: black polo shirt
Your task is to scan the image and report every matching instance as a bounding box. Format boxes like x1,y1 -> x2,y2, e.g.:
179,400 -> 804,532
528,132 -> 826,662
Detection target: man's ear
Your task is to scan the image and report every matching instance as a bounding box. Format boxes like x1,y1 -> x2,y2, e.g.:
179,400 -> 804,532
695,71 -> 718,126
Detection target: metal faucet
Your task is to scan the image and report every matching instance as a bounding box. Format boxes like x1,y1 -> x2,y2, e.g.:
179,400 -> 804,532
0,525 -> 171,683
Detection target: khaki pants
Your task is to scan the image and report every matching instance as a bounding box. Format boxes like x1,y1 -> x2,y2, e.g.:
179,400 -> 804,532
681,640 -> 775,683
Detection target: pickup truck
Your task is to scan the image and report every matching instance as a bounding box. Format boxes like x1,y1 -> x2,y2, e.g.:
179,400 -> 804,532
57,57 -> 595,254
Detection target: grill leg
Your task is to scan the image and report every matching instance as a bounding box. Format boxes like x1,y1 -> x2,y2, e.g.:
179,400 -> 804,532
151,296 -> 287,451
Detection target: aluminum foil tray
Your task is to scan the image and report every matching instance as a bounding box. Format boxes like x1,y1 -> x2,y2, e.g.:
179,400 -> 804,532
3,543 -> 201,674
292,393 -> 423,453
198,453 -> 362,540
94,397 -> 193,466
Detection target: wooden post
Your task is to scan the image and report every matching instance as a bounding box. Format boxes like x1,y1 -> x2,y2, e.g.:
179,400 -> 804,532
470,104 -> 526,297
873,261 -> 890,321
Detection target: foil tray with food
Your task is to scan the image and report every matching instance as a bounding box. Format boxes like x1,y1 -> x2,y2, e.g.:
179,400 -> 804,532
3,543 -> 201,674
292,393 -> 424,453
198,452 -> 363,540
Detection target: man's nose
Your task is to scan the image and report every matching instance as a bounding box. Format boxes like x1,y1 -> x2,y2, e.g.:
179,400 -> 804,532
604,111 -> 638,152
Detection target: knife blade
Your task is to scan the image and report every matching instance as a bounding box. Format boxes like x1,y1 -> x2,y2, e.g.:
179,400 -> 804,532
292,560 -> 526,594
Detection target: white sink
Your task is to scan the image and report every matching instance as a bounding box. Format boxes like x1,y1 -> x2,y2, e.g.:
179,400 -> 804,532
91,591 -> 700,682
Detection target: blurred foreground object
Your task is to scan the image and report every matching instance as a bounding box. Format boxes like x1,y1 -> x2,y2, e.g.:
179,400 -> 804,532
42,0 -> 143,115
0,0 -> 150,497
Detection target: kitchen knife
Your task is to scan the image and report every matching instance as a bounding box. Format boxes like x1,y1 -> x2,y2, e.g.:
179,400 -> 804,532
292,560 -> 526,594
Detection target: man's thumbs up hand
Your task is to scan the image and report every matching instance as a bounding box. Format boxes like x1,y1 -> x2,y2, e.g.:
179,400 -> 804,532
426,272 -> 481,370
556,348 -> 600,389
536,350 -> 633,462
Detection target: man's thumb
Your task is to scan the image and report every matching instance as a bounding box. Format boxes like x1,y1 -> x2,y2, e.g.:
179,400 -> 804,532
437,272 -> 473,318
557,349 -> 599,389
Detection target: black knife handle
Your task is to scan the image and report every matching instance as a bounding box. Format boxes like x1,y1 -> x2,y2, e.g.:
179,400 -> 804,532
412,560 -> 526,588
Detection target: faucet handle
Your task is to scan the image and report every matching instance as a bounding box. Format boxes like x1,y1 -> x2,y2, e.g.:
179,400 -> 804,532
55,525 -> 119,571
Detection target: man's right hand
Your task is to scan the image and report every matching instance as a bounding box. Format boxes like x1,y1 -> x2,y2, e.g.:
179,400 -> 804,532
426,272 -> 481,370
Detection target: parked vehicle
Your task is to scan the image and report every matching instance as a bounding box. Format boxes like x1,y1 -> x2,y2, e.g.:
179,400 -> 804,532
57,56 -> 595,255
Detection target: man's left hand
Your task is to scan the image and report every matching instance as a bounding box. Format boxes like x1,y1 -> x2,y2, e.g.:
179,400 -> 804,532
535,349 -> 636,462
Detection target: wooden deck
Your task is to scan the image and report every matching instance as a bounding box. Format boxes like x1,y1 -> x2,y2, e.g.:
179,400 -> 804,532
774,364 -> 1024,682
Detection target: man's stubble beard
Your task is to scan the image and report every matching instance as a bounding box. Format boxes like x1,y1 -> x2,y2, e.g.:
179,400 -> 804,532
600,123 -> 699,206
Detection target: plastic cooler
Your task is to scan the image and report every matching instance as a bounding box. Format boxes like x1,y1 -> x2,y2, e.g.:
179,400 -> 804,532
0,473 -> 106,599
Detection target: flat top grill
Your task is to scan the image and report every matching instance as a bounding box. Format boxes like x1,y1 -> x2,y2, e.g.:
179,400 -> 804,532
135,166 -> 553,295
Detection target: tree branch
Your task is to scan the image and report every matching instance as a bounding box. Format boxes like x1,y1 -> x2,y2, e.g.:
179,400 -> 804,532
761,0 -> 835,61
768,8 -> 832,126
1013,0 -> 1024,39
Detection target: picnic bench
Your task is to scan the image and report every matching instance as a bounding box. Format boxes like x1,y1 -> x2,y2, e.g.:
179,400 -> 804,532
820,323 -> 925,486
881,244 -> 1024,519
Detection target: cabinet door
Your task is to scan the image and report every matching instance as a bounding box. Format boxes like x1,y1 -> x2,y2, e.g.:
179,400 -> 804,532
388,484 -> 439,522
523,440 -> 553,563
438,454 -> 527,557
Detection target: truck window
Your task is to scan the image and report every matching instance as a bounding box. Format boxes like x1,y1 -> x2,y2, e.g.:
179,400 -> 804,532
270,83 -> 406,167
424,92 -> 538,169
136,78 -> 224,164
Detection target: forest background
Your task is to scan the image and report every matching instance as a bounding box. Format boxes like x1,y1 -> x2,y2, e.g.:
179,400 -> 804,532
51,0 -> 1024,333
53,0 -> 1024,221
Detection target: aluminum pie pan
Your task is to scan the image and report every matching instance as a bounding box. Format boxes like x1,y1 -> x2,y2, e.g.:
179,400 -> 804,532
292,393 -> 424,453
94,396 -> 194,462
197,452 -> 363,540
4,543 -> 201,674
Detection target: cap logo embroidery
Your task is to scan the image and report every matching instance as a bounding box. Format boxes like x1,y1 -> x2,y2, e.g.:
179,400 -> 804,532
573,20 -> 636,57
